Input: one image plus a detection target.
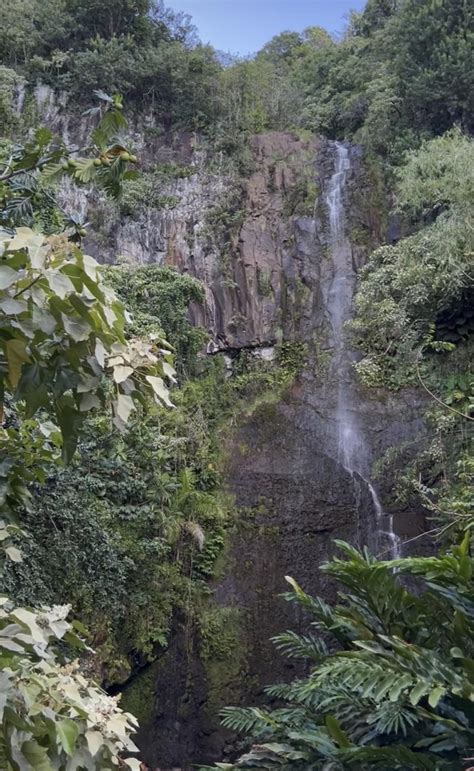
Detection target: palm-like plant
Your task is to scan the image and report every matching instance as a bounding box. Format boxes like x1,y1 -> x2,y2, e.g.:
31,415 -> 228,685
212,537 -> 474,770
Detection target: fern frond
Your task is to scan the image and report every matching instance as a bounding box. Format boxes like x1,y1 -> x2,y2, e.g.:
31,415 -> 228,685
99,109 -> 127,136
338,744 -> 436,769
73,158 -> 97,184
272,630 -> 327,661
368,700 -> 421,737
265,682 -> 298,700
237,741 -> 308,767
220,706 -> 276,736
281,586 -> 352,645
184,520 -> 205,549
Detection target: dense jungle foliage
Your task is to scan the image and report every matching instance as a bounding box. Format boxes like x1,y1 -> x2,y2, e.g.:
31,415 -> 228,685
0,0 -> 472,154
0,98 -> 170,767
0,0 -> 473,768
214,537 -> 474,769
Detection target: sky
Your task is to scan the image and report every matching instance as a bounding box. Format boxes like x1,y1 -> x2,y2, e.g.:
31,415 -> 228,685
165,0 -> 365,57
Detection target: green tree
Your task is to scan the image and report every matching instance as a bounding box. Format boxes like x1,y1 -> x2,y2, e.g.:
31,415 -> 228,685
64,0 -> 152,43
109,264 -> 207,374
391,0 -> 474,135
0,0 -> 71,67
351,130 -> 474,388
0,66 -> 25,132
350,129 -> 473,536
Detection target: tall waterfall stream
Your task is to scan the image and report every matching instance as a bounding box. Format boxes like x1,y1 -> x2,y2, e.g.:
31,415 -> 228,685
325,141 -> 401,558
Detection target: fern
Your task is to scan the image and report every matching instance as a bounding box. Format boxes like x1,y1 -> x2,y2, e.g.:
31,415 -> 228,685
99,108 -> 128,136
272,630 -> 327,660
338,744 -> 437,769
281,582 -> 353,645
369,701 -> 421,737
220,707 -> 277,736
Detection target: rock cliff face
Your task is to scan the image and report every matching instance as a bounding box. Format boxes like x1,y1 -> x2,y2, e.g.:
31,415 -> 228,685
29,89 -> 427,769
77,130 -> 380,352
96,130 -> 425,768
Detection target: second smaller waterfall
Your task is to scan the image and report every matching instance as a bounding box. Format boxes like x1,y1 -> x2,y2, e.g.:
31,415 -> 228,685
325,141 -> 401,558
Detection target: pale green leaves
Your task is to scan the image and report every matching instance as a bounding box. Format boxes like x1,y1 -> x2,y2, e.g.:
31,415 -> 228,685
113,364 -> 134,383
162,360 -> 178,383
95,338 -> 106,367
146,375 -> 174,408
0,519 -> 23,562
9,227 -> 48,268
85,729 -> 103,756
0,297 -> 28,314
61,313 -> 91,341
4,545 -> 22,562
0,265 -> 18,290
115,393 -> 135,427
0,226 -> 175,473
3,227 -> 44,258
0,601 -> 140,769
107,338 -> 175,431
57,719 -> 80,755
48,270 -> 75,299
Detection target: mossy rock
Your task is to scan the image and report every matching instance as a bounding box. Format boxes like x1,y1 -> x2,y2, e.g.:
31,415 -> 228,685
121,663 -> 157,726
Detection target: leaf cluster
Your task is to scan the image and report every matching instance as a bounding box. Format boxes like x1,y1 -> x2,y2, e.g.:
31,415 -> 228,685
0,598 -> 141,770
0,95 -> 178,766
0,91 -> 138,234
218,537 -> 474,769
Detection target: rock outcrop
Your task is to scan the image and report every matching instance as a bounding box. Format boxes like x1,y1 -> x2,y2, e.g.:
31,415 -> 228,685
75,129 -> 381,352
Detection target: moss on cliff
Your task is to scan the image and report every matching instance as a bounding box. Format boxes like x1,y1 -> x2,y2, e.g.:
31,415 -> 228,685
121,664 -> 158,727
198,606 -> 249,719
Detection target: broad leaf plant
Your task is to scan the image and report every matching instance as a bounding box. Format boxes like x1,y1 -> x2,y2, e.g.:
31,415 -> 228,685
0,93 -> 174,769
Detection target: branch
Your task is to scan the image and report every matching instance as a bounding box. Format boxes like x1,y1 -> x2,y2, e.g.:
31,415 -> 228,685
0,167 -> 33,183
14,275 -> 42,298
415,348 -> 473,422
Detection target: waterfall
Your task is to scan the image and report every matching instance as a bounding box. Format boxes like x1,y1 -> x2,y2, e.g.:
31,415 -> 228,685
325,141 -> 401,558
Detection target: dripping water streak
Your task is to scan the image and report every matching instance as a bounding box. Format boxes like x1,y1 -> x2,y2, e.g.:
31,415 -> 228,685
325,142 -> 401,558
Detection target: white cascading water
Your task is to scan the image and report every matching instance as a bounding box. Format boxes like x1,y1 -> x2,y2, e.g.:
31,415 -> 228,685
325,141 -> 401,558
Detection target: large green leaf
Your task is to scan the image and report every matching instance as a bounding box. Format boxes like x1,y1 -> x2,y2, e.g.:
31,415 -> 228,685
57,718 -> 80,756
0,265 -> 18,290
5,338 -> 29,388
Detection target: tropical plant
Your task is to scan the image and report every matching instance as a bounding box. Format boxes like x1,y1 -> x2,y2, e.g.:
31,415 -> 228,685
351,130 -> 474,390
0,599 -> 141,769
215,537 -> 474,769
0,226 -> 173,531
108,263 -> 208,374
4,400 -> 228,686
0,89 -> 138,231
0,94 -> 175,767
